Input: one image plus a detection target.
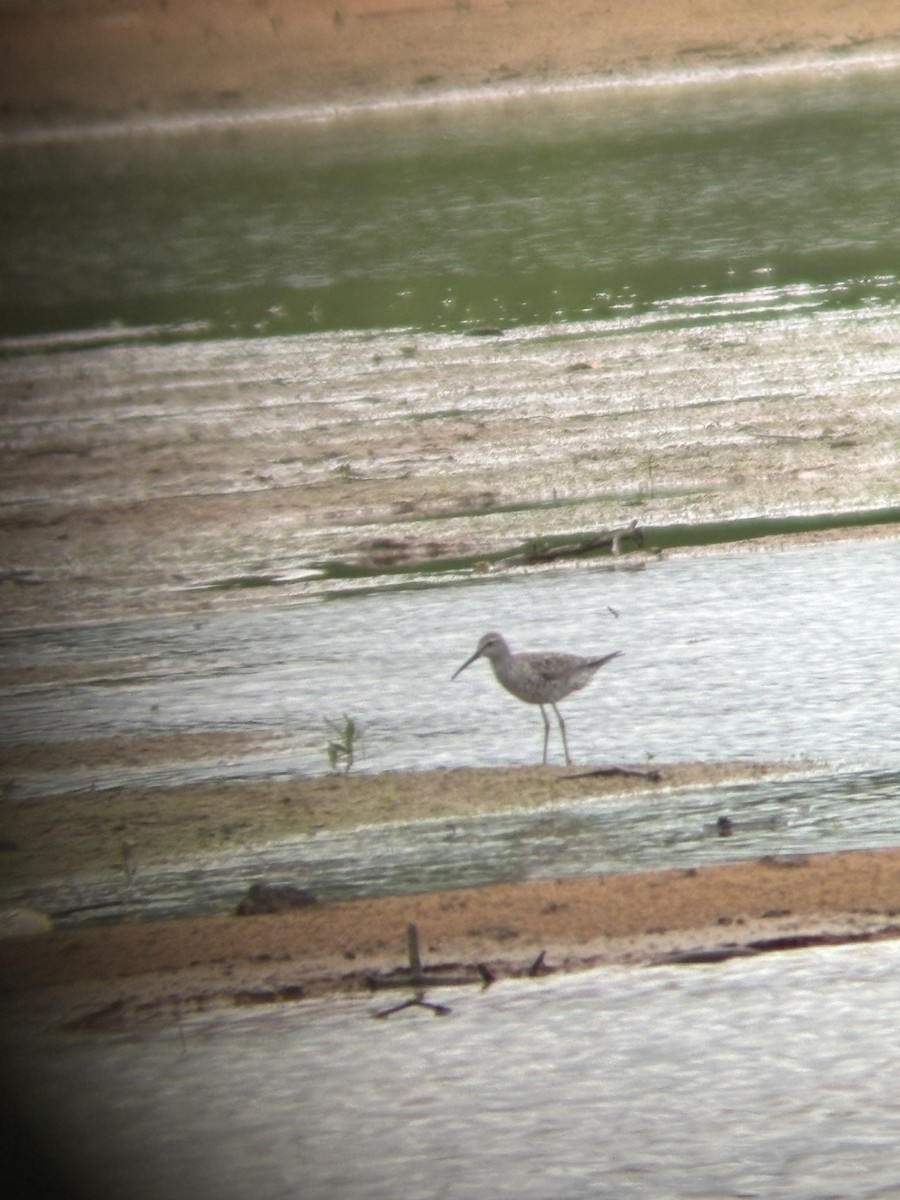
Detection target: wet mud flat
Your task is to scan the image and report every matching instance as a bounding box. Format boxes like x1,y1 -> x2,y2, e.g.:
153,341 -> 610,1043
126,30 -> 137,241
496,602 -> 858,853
0,760 -> 800,891
3,841 -> 900,1034
2,323 -> 899,629
4,757 -> 900,1034
4,0 -> 900,130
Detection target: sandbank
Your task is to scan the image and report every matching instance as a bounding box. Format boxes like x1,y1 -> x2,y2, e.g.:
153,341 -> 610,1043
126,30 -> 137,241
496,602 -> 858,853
3,843 -> 900,1031
3,761 -> 900,1032
2,0 -> 900,129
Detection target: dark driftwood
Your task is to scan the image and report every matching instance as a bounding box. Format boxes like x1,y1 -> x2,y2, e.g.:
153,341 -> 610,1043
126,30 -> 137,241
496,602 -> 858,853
372,992 -> 452,1019
503,520 -> 644,566
566,766 -> 663,782
369,924 -> 494,1016
655,926 -> 900,967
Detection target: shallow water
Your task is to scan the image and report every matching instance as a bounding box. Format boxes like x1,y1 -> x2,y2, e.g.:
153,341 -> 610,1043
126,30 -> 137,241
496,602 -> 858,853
2,538 -> 898,782
4,54 -> 900,344
2,536 -> 898,924
10,939 -> 900,1200
15,766 -> 899,927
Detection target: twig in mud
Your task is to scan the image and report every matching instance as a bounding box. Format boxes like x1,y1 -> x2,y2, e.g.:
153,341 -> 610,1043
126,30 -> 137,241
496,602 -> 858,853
407,920 -> 424,983
372,992 -> 452,1019
476,963 -> 496,986
527,950 -> 551,977
369,923 -> 493,1016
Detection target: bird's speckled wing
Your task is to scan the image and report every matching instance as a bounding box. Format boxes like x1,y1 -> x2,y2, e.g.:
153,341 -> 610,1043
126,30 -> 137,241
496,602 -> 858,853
497,651 -> 596,704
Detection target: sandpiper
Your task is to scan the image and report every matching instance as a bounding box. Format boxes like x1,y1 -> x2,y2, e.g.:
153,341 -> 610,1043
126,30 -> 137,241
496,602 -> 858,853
452,630 -> 622,765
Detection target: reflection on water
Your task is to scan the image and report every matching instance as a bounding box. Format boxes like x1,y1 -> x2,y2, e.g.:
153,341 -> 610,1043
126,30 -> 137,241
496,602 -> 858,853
2,55 -> 900,344
10,939 -> 900,1200
2,539 -> 898,782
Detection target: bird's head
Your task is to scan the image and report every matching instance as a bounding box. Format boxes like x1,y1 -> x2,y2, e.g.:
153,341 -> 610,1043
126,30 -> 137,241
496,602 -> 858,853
452,631 -> 507,679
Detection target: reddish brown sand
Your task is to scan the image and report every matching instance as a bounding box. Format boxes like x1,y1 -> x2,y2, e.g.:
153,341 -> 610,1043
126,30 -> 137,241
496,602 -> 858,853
3,847 -> 900,1031
2,762 -> 900,1030
3,0 -> 900,1029
2,0 -> 900,127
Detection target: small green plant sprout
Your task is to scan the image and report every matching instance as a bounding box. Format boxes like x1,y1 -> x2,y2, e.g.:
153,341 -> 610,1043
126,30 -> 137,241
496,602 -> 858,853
325,715 -> 359,774
643,451 -> 657,499
120,838 -> 137,887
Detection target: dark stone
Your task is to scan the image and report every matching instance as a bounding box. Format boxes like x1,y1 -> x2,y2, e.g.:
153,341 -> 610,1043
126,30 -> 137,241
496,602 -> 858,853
235,882 -> 318,916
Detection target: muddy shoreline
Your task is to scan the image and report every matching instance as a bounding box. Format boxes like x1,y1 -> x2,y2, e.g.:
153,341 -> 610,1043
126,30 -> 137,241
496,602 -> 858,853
4,758 -> 900,1033
3,0 -> 900,130
1,760 -> 804,890
3,337 -> 899,630
4,844 -> 900,1032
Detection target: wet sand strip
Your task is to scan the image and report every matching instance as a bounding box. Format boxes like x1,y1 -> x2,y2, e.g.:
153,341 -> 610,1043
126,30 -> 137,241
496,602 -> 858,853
0,761 -> 807,888
2,846 -> 900,1031
3,0 -> 900,127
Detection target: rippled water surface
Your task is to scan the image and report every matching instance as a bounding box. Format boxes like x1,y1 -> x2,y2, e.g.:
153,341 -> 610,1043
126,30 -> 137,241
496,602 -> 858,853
11,940 -> 900,1200
3,56 -> 900,345
4,54 -> 900,343
3,538 -> 898,781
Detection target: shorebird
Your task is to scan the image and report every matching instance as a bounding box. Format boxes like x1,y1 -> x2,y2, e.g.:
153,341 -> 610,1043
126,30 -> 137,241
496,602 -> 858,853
452,631 -> 622,765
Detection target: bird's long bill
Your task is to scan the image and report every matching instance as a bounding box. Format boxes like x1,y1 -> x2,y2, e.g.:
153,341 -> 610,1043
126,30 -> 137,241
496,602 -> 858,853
451,649 -> 482,680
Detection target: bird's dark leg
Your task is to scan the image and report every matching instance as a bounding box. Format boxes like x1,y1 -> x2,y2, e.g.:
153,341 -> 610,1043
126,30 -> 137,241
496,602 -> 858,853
551,702 -> 571,765
538,704 -> 551,765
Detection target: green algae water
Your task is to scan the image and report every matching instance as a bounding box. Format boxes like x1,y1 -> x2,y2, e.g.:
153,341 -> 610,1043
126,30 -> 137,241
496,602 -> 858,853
2,55 -> 900,346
